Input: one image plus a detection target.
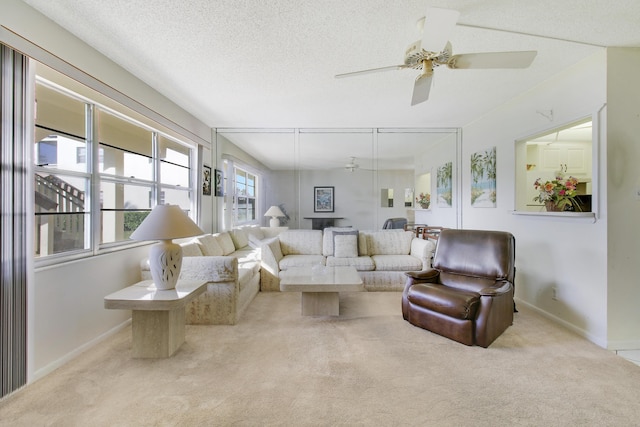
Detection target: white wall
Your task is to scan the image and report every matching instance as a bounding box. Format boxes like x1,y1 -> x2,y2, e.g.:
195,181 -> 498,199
427,51 -> 610,346
606,48 -> 640,349
32,246 -> 149,380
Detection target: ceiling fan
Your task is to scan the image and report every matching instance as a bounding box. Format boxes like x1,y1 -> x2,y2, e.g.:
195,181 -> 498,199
335,7 -> 537,106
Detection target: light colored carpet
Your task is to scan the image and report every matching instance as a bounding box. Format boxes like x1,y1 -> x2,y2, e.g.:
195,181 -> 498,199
1,292 -> 640,426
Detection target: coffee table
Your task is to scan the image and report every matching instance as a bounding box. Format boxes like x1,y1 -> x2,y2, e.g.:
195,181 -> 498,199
280,266 -> 364,316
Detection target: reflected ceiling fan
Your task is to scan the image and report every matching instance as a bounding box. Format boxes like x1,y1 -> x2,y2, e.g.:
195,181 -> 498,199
345,157 -> 360,172
335,7 -> 537,106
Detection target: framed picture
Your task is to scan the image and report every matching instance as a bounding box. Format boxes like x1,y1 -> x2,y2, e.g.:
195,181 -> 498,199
470,146 -> 497,208
214,168 -> 224,197
202,165 -> 212,196
314,186 -> 334,212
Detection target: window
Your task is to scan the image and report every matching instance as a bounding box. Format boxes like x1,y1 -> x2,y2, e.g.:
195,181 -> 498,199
34,82 -> 90,257
34,72 -> 197,262
234,166 -> 257,224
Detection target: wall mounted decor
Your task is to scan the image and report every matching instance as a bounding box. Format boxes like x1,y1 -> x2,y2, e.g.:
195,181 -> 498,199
470,146 -> 497,207
314,186 -> 334,212
214,168 -> 224,197
437,162 -> 452,207
202,165 -> 212,196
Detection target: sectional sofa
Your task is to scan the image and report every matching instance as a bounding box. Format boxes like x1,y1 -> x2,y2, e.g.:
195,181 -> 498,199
260,228 -> 436,292
140,225 -> 285,325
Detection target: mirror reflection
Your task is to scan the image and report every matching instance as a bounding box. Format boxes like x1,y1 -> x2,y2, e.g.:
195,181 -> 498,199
217,128 -> 459,229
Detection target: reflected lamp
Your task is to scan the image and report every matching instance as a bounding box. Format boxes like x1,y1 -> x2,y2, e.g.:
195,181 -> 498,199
264,205 -> 285,228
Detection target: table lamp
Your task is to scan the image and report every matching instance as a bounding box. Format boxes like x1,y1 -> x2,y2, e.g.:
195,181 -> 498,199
130,204 -> 204,290
264,205 -> 285,227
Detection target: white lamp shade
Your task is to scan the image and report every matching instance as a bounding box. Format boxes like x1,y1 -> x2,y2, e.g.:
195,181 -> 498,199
264,205 -> 285,218
130,204 -> 204,241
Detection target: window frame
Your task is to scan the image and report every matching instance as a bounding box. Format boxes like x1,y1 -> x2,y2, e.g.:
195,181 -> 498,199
232,165 -> 259,226
33,76 -> 199,267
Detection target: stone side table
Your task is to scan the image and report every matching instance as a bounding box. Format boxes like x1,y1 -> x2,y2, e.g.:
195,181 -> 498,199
104,279 -> 207,358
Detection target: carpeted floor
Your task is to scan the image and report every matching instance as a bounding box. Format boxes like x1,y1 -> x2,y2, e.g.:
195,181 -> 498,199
1,291 -> 640,426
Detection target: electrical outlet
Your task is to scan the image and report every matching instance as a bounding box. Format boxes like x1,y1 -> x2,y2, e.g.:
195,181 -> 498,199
552,287 -> 558,301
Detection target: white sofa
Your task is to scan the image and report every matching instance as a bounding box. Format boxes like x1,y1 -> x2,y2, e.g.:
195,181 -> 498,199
260,228 -> 436,292
141,225 -> 286,324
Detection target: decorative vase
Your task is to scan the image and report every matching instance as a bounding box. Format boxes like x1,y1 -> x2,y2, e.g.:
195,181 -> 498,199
420,203 -> 430,209
545,201 -> 562,212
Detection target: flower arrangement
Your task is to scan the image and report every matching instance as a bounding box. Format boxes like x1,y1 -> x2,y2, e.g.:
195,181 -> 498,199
533,174 -> 581,211
416,192 -> 430,208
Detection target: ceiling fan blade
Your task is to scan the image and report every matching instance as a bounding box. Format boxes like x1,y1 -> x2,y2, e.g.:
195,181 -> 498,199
448,51 -> 537,69
411,73 -> 433,106
335,64 -> 409,78
421,7 -> 460,53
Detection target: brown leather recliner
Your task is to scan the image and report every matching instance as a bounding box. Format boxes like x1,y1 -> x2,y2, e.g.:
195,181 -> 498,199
402,229 -> 515,348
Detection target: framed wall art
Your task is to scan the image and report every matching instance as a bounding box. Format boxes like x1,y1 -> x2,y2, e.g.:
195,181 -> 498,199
202,165 -> 212,196
214,168 -> 224,197
314,186 -> 334,212
437,161 -> 453,207
470,146 -> 497,207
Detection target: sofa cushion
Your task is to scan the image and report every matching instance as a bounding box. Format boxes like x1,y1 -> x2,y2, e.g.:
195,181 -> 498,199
196,234 -> 224,256
326,255 -> 375,271
323,227 -> 367,256
366,230 -> 413,255
371,254 -> 423,271
216,232 -> 236,255
279,254 -> 326,269
333,231 -> 358,258
244,226 -> 265,240
180,241 -> 203,257
279,230 -> 323,255
245,226 -> 267,248
230,228 -> 249,249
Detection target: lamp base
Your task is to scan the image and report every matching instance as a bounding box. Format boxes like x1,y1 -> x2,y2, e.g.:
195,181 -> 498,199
269,217 -> 280,228
148,240 -> 182,290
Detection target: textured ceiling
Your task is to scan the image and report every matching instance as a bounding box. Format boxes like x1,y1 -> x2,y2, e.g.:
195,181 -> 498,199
21,0 -> 640,130
19,1 -> 640,170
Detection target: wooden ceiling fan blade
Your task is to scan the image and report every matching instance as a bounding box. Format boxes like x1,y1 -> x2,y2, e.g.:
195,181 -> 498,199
420,7 -> 460,53
335,64 -> 409,78
411,73 -> 433,106
448,51 -> 537,69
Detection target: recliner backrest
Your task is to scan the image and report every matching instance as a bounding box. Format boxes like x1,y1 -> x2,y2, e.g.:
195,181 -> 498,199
433,229 -> 515,284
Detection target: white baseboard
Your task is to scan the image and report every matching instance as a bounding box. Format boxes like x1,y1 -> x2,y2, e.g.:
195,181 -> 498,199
514,298 -> 608,349
30,319 -> 131,384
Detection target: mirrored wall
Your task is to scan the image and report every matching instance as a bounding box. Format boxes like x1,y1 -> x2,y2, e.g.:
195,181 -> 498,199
216,128 -> 460,230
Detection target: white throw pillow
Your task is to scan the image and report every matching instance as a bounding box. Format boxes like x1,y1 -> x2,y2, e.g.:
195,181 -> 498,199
230,228 -> 249,249
195,234 -> 224,256
333,231 -> 358,258
180,241 -> 203,257
216,232 -> 236,255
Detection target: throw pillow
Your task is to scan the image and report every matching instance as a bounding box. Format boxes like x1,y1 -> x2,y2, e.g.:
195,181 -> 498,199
333,230 -> 358,258
216,232 -> 237,255
180,241 -> 203,257
196,234 -> 224,256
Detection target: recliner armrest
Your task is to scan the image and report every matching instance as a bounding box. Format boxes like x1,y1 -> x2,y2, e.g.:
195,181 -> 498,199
405,269 -> 440,282
479,281 -> 512,296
